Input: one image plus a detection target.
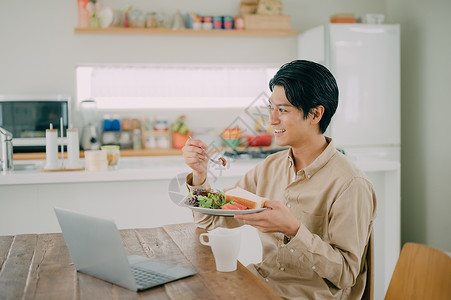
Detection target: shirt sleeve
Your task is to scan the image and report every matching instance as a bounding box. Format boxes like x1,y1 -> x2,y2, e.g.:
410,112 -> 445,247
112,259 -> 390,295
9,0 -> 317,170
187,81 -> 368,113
287,177 -> 376,289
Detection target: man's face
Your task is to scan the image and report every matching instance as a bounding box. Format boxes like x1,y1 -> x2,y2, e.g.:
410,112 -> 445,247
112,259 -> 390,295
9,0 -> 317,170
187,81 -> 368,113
269,85 -> 314,148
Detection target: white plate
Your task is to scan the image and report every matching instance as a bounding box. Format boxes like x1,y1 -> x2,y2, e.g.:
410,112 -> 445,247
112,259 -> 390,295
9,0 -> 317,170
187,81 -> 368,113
188,205 -> 267,217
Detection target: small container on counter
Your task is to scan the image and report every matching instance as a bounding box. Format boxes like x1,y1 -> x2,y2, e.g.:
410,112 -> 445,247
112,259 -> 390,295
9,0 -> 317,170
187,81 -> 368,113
84,150 -> 108,171
132,129 -> 142,150
111,115 -> 121,131
223,16 -> 233,29
146,12 -> 158,28
212,16 -> 223,29
122,118 -> 131,131
156,135 -> 170,148
77,0 -> 90,28
202,16 -> 213,30
100,145 -> 120,170
234,17 -> 244,30
192,21 -> 202,30
144,135 -> 157,149
154,119 -> 168,131
143,116 -> 154,131
103,114 -> 112,132
120,117 -> 132,149
102,131 -> 117,145
131,117 -> 141,130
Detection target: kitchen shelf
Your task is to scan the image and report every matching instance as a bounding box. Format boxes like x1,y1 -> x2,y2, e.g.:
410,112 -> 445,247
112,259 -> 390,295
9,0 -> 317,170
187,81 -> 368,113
74,27 -> 298,37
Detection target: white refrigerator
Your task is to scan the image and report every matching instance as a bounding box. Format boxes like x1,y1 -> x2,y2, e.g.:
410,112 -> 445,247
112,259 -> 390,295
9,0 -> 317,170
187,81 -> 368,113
298,24 -> 401,300
298,24 -> 400,162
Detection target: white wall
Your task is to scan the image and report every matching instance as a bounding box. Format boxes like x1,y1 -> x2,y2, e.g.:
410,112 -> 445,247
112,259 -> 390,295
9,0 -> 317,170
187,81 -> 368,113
0,0 -> 386,97
386,0 -> 451,252
0,0 -> 387,137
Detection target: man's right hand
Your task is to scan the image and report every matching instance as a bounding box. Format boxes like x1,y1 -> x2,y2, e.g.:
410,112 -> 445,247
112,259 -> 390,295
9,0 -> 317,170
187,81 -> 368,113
182,138 -> 208,185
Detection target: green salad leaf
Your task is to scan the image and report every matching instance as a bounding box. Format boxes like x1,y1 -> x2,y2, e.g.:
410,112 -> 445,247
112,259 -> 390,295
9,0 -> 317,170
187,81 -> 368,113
188,189 -> 227,209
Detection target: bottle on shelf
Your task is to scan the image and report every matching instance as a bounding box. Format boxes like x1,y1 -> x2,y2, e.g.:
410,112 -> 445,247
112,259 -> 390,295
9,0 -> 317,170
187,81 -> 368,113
132,129 -> 142,150
119,117 -> 132,149
102,114 -> 117,145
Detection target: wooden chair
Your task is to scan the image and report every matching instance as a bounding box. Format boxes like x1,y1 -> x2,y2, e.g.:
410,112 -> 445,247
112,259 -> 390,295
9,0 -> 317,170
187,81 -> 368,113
384,242 -> 451,300
362,232 -> 374,300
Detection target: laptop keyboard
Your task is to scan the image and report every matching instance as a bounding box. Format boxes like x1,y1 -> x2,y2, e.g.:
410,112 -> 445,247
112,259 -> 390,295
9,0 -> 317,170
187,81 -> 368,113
131,265 -> 176,289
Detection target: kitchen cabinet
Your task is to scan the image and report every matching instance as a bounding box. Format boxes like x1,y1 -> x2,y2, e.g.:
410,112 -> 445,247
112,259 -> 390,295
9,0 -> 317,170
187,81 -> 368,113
0,156 -> 257,234
74,27 -> 298,36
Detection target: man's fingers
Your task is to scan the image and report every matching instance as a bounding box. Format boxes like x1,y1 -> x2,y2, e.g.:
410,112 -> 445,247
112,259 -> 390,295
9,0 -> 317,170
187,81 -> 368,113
187,138 -> 208,149
263,200 -> 280,209
234,210 -> 269,221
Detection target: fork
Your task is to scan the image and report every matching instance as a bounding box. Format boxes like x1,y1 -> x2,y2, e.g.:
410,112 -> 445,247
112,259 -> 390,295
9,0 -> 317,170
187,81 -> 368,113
189,136 -> 227,166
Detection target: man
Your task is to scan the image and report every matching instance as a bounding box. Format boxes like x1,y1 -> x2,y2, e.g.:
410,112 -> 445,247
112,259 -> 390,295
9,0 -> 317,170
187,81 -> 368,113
182,60 -> 376,299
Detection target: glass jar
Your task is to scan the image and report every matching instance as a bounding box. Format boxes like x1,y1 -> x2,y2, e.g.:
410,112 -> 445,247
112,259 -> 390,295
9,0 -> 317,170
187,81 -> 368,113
146,12 -> 158,28
100,145 -> 120,170
132,129 -> 142,150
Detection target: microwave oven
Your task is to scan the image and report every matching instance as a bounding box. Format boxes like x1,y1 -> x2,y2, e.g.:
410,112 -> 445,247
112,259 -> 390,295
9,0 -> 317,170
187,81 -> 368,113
0,95 -> 70,153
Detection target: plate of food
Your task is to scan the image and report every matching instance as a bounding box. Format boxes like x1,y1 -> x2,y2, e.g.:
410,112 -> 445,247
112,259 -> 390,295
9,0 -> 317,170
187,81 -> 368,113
185,187 -> 268,217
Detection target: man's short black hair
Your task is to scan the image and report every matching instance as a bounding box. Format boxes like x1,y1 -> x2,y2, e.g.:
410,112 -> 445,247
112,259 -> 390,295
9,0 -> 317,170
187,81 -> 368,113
269,60 -> 339,133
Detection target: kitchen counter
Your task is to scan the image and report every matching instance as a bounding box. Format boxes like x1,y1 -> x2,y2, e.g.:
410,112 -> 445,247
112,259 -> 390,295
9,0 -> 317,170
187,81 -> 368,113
1,156 -> 261,185
1,155 -> 400,186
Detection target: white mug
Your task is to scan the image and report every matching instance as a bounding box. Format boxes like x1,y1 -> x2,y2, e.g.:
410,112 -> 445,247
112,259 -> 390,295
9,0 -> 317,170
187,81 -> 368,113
84,150 -> 108,171
200,227 -> 241,272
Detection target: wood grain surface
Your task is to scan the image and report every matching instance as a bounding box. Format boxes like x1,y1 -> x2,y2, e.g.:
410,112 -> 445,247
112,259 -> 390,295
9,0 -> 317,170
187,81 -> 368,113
384,242 -> 451,300
0,223 -> 282,300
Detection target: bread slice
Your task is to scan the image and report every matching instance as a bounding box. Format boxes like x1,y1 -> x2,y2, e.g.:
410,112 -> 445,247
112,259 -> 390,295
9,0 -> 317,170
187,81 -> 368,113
225,187 -> 267,209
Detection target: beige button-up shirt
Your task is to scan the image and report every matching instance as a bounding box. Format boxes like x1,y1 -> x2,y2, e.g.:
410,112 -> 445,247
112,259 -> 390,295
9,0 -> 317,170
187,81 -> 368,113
187,138 -> 376,300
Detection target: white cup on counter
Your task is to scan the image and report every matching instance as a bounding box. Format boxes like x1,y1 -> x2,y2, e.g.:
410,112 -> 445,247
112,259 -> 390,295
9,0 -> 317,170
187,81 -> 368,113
100,145 -> 120,170
84,150 -> 108,171
200,227 -> 241,272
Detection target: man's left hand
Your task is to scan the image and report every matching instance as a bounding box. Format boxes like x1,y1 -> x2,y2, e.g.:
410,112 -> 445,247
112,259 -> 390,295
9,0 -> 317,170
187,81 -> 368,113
234,200 -> 300,237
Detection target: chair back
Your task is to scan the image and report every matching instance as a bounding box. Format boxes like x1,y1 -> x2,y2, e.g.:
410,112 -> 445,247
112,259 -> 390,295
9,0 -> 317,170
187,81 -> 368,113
362,232 -> 374,300
385,242 -> 451,300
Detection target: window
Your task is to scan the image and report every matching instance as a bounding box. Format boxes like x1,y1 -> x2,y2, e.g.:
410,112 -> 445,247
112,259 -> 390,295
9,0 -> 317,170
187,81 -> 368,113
76,65 -> 278,109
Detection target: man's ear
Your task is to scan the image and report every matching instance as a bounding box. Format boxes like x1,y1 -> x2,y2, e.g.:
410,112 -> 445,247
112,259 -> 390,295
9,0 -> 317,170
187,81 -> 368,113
310,105 -> 325,125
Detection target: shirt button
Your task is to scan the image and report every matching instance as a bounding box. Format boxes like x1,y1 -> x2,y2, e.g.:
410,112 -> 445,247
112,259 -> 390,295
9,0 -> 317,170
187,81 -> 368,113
280,267 -> 285,271
287,203 -> 291,208
312,266 -> 317,270
265,278 -> 269,282
307,174 -> 311,179
290,249 -> 294,253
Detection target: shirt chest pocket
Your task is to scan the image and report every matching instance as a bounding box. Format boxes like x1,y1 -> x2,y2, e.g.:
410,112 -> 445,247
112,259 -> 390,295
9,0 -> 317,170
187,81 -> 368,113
298,210 -> 328,240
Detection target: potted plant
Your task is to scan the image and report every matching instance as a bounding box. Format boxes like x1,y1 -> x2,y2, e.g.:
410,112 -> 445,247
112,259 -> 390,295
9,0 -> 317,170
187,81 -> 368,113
172,115 -> 190,149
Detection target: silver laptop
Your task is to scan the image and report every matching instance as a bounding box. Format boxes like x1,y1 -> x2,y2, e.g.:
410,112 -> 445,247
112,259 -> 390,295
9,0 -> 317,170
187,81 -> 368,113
54,207 -> 196,291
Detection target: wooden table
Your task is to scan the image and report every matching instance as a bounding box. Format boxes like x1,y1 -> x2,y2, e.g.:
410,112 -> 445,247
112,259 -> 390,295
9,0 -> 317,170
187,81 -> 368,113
0,223 -> 282,300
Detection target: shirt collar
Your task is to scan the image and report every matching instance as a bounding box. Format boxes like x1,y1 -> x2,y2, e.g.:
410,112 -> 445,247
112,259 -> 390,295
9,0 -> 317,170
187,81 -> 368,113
286,136 -> 337,179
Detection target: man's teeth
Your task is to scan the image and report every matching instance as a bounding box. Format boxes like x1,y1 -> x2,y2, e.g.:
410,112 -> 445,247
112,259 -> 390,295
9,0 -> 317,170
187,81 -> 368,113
274,129 -> 286,133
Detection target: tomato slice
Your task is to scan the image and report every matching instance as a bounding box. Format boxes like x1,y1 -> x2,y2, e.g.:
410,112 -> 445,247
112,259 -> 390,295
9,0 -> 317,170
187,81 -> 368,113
221,203 -> 247,210
221,203 -> 238,210
232,202 -> 248,210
